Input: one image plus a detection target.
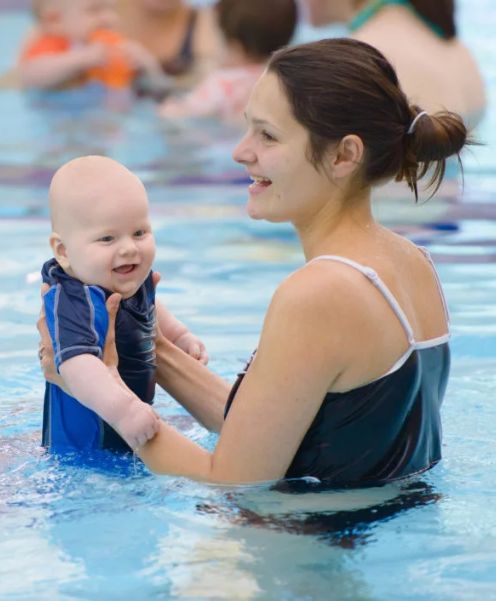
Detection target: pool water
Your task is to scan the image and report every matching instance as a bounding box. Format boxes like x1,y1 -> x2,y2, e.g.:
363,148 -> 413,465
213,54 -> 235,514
1,2 -> 496,600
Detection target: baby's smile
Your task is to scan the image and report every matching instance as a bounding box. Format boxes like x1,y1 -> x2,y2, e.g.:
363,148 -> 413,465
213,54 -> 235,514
113,263 -> 138,275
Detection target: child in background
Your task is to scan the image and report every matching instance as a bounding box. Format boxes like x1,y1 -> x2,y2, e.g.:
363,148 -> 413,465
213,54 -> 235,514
42,155 -> 207,454
158,0 -> 297,121
19,0 -> 170,93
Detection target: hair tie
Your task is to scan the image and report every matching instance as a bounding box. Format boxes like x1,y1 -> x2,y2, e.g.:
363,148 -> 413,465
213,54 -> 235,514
407,111 -> 428,135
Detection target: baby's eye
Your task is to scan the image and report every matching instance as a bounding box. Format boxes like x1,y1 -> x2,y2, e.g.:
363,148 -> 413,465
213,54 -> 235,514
97,235 -> 114,243
134,229 -> 147,238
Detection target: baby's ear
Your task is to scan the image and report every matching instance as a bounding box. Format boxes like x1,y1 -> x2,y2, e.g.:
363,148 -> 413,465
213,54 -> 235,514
49,232 -> 70,270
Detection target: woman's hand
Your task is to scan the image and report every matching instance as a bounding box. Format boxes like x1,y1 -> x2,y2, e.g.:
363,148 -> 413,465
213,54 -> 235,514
101,291 -> 121,371
37,283 -> 69,392
37,284 -> 123,391
103,270 -> 164,364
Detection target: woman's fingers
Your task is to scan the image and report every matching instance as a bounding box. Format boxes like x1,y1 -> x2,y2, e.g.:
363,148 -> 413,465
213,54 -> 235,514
37,284 -> 70,392
103,292 -> 121,368
37,283 -> 52,360
152,270 -> 161,290
102,273 -> 160,368
37,284 -> 51,350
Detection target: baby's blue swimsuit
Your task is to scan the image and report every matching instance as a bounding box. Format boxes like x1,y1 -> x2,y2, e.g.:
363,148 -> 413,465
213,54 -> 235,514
41,258 -> 156,453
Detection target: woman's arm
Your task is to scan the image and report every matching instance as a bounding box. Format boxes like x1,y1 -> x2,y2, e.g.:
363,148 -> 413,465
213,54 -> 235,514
139,267 -> 351,483
153,305 -> 229,433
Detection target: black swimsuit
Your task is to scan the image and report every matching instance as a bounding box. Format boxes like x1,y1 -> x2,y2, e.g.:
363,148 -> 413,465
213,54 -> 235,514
160,9 -> 197,76
224,253 -> 450,488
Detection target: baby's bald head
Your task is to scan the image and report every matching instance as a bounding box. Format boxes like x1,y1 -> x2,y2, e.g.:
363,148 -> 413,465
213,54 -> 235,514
49,155 -> 146,236
48,155 -> 154,294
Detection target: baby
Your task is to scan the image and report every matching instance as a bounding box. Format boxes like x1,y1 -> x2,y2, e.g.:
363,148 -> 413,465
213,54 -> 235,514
42,155 -> 207,454
19,0 -> 169,93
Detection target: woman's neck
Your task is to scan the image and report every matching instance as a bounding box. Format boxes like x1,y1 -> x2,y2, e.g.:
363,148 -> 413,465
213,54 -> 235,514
296,189 -> 377,261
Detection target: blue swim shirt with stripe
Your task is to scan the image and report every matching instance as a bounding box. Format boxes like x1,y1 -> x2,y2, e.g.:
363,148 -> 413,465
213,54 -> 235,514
41,258 -> 156,454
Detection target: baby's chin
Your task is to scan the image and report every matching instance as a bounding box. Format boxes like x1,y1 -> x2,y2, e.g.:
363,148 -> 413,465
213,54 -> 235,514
112,281 -> 143,299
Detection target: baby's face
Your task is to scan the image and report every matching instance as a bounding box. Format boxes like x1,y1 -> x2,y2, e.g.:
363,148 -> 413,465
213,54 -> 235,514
57,0 -> 116,41
57,179 -> 156,299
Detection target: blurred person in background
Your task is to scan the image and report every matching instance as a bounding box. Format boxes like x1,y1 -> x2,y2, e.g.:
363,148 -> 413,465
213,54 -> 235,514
302,0 -> 486,129
117,0 -> 225,91
18,0 -> 171,95
158,0 -> 297,121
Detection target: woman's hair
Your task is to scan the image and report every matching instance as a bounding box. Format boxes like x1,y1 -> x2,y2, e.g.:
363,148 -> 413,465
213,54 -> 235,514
267,38 -> 468,200
409,0 -> 457,40
216,0 -> 297,61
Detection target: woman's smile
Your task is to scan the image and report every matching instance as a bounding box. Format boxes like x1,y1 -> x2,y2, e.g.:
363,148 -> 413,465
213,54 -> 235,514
248,175 -> 273,196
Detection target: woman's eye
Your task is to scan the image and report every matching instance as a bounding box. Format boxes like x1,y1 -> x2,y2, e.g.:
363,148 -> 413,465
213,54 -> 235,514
261,130 -> 276,142
98,235 -> 114,243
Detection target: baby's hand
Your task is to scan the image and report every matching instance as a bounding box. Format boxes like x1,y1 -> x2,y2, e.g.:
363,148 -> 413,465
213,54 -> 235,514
111,401 -> 160,450
80,42 -> 109,68
175,332 -> 209,365
118,40 -> 156,72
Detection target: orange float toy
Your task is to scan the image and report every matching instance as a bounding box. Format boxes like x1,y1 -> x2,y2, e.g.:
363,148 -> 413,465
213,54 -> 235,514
21,30 -> 135,90
86,29 -> 135,89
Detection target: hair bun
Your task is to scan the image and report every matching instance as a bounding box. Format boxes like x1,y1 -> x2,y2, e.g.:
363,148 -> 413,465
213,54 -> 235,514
397,106 -> 468,199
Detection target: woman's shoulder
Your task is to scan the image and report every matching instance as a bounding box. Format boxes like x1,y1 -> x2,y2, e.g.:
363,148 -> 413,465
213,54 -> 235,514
268,257 -> 380,321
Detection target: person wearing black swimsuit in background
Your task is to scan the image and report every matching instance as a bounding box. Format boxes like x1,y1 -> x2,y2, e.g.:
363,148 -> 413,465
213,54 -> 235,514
302,0 -> 485,128
117,0 -> 224,90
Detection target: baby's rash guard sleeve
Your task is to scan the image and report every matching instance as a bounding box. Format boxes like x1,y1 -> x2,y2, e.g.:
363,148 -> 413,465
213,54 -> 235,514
43,281 -> 109,372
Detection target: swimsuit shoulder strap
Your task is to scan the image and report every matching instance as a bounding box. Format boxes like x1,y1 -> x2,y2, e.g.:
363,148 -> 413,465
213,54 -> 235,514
178,8 -> 197,62
308,254 -> 416,345
417,246 -> 451,327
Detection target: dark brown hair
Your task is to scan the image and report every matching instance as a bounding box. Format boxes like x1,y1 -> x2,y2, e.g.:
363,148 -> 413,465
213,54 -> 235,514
409,0 -> 456,40
216,0 -> 297,61
267,38 -> 468,199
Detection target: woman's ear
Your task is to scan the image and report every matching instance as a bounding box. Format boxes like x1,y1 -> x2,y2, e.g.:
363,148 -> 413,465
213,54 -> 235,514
329,134 -> 364,179
49,233 -> 70,270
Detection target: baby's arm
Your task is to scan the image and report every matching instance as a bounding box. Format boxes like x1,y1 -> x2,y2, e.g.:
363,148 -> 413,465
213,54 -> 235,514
158,73 -> 222,119
19,43 -> 107,89
59,354 -> 159,449
156,300 -> 208,364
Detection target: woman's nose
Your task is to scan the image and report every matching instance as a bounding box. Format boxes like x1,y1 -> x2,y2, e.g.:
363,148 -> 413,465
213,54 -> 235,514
232,135 -> 256,165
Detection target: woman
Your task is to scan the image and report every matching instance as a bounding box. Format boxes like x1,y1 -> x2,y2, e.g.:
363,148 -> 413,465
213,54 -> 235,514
117,0 -> 224,87
303,0 -> 486,129
40,38 -> 468,487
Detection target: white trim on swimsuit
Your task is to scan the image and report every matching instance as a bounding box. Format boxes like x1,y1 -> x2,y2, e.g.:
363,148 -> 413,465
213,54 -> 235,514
307,250 -> 450,382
